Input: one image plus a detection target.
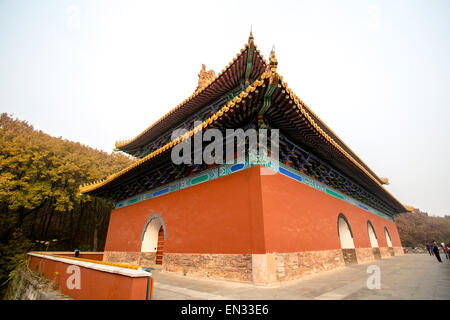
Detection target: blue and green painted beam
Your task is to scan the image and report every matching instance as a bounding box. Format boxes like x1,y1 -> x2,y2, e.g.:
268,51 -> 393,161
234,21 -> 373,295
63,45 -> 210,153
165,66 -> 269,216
114,155 -> 393,222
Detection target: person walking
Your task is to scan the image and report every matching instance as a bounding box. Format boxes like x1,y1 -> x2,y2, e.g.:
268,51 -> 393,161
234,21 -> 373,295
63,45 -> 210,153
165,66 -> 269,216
432,241 -> 442,262
441,243 -> 449,260
74,247 -> 80,258
447,243 -> 450,260
430,243 -> 435,256
426,244 -> 432,255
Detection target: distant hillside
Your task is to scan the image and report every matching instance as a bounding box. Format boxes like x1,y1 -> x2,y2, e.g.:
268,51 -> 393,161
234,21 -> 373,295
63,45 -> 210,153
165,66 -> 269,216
0,113 -> 134,297
395,207 -> 450,247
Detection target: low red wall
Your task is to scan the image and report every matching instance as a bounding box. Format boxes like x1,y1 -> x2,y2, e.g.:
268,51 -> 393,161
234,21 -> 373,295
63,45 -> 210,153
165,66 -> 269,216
28,254 -> 150,300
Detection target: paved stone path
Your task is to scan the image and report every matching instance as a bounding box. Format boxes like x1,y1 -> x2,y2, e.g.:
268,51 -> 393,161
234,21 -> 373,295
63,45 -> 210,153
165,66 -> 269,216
151,254 -> 450,300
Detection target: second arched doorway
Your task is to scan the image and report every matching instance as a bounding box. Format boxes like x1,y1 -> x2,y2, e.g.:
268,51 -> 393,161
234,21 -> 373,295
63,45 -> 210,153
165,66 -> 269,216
384,227 -> 395,256
337,214 -> 357,265
141,214 -> 166,265
367,221 -> 381,259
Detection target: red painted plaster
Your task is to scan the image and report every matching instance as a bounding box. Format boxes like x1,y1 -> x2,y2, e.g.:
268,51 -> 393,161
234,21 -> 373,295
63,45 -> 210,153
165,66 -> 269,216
260,170 -> 403,252
104,165 -> 403,255
105,166 -> 265,254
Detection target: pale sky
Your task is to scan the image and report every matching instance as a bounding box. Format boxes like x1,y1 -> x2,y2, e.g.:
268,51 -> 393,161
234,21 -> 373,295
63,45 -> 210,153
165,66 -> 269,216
1,0 -> 449,216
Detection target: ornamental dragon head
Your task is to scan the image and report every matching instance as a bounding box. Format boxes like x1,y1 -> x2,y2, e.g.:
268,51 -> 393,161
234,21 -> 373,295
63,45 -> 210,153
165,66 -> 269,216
196,64 -> 216,92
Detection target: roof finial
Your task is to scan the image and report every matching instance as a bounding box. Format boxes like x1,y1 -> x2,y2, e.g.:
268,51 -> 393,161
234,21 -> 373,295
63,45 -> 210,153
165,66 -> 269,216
267,45 -> 279,86
248,27 -> 254,49
269,45 -> 278,72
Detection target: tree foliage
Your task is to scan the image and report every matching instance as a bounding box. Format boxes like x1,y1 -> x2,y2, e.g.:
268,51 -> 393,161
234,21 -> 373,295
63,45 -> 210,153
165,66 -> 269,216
0,113 -> 134,296
395,207 -> 450,247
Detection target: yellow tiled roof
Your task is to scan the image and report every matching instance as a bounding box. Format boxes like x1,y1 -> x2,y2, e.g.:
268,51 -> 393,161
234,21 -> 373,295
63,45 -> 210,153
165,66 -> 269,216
276,74 -> 407,212
80,76 -> 267,195
115,37 -> 267,150
80,46 -> 407,213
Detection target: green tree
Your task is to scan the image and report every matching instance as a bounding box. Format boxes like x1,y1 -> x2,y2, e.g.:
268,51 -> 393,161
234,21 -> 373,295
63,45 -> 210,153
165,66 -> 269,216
0,113 -> 134,297
395,207 -> 450,247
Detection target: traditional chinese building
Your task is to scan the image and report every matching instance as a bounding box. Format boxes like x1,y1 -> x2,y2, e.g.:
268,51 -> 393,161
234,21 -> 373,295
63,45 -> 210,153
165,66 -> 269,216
79,33 -> 407,284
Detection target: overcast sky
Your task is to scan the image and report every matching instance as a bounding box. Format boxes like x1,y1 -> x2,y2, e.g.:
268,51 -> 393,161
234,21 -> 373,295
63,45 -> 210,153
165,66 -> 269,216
1,0 -> 449,216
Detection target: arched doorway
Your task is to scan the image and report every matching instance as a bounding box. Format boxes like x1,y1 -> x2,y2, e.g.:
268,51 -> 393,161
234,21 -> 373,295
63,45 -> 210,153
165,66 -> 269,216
367,221 -> 379,248
384,227 -> 392,247
141,214 -> 166,265
338,214 -> 355,249
384,227 -> 394,256
337,214 -> 357,265
156,226 -> 164,265
368,221 -> 381,259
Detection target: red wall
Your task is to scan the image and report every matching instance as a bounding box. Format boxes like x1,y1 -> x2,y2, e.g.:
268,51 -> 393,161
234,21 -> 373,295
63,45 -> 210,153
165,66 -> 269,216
260,170 -> 403,252
28,255 -> 149,300
105,166 -> 265,254
104,165 -> 403,255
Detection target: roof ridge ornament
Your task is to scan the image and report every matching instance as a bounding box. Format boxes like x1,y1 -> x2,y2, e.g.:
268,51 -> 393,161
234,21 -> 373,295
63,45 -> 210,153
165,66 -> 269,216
245,28 -> 255,86
248,28 -> 254,49
269,46 -> 277,71
195,64 -> 215,92
267,46 -> 279,86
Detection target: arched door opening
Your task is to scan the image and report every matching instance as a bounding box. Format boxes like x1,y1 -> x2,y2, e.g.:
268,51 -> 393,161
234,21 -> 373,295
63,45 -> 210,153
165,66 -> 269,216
367,221 -> 379,248
337,214 -> 357,264
384,227 -> 394,256
367,221 -> 381,259
156,226 -> 165,264
338,215 -> 355,249
141,214 -> 166,265
384,227 -> 392,247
